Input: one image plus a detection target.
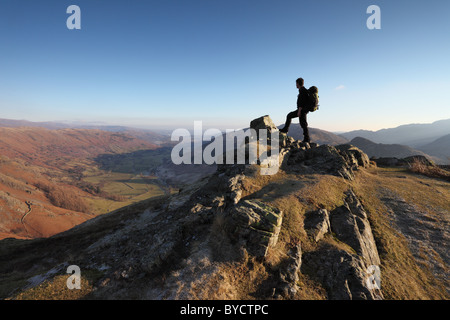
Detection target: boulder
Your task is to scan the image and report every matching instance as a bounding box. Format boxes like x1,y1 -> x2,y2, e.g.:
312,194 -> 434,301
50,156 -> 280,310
302,191 -> 383,300
336,144 -> 371,168
402,155 -> 434,166
284,144 -> 370,180
276,243 -> 302,298
302,245 -> 382,300
230,200 -> 283,258
227,174 -> 245,204
304,209 -> 331,242
330,190 -> 380,266
249,115 -> 279,137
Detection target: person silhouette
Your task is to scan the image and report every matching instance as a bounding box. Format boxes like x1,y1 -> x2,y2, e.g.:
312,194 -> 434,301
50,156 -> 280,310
280,77 -> 310,143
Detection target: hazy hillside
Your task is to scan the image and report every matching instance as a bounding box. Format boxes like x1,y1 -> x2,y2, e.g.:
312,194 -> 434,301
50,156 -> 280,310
340,119 -> 450,147
0,156 -> 93,239
0,127 -> 159,168
0,127 -> 170,240
417,134 -> 450,164
0,118 -> 171,146
349,137 -> 434,161
67,126 -> 171,146
0,118 -> 70,130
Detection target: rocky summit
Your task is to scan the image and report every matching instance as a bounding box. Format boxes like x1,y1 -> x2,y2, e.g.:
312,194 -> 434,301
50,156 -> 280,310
0,115 -> 448,300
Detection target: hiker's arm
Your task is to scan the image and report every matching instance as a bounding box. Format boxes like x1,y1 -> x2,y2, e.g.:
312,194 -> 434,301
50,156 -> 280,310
297,108 -> 301,117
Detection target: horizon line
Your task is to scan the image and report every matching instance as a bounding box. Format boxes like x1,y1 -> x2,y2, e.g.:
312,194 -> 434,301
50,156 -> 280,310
0,116 -> 449,134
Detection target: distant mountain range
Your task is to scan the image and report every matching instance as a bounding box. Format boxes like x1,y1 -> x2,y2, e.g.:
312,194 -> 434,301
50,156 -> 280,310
417,134 -> 450,164
339,119 -> 450,147
338,119 -> 450,164
0,118 -> 171,145
349,136 -> 431,160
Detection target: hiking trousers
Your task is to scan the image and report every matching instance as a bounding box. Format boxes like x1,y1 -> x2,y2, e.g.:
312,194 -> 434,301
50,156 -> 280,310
282,109 -> 310,142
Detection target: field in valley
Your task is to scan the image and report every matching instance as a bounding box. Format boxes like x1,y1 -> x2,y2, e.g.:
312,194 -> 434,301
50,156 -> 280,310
0,127 -> 177,240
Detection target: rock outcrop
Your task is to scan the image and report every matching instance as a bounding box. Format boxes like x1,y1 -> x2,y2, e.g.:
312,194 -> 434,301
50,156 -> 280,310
230,200 -> 283,258
303,190 -> 383,300
242,115 -> 371,180
129,115 -> 380,300
275,244 -> 302,298
249,115 -> 279,139
284,144 -> 370,180
2,115 -> 388,301
244,116 -> 381,299
302,245 -> 381,300
330,190 -> 381,267
304,208 -> 331,242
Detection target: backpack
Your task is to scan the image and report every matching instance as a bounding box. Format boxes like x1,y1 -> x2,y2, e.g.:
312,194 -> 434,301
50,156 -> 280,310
306,86 -> 319,112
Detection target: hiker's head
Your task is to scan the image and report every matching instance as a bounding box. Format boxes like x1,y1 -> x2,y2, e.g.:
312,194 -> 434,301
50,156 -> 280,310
296,78 -> 304,88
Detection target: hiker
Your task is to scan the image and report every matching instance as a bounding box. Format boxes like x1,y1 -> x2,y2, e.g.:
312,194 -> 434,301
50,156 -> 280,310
279,77 -> 311,143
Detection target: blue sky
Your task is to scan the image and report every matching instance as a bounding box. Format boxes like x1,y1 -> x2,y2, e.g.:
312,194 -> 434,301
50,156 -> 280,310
0,0 -> 449,132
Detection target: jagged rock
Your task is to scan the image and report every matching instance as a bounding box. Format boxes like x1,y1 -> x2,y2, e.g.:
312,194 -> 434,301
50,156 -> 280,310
250,115 -> 279,137
336,144 -> 370,168
230,200 -> 283,258
283,244 -> 302,283
402,155 -> 434,166
226,174 -> 245,204
302,245 -> 382,300
187,163 -> 246,210
189,203 -> 214,222
279,134 -> 295,148
304,209 -> 331,242
276,244 -> 302,298
285,147 -> 306,165
219,115 -> 324,176
248,115 -> 286,174
302,191 -> 383,300
330,190 -> 380,266
211,195 -> 225,208
284,144 -> 370,180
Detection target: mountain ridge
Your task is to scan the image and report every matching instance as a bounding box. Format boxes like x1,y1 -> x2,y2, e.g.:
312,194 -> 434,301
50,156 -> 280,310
339,118 -> 450,147
0,126 -> 159,167
0,118 -> 171,145
350,136 -> 428,158
1,115 -> 448,301
416,134 -> 450,163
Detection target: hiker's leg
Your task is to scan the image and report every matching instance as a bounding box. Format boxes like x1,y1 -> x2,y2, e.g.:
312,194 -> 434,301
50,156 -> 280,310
280,110 -> 298,132
300,111 -> 310,142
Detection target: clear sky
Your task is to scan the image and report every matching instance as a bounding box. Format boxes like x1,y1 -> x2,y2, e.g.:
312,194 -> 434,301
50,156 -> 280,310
0,0 -> 449,132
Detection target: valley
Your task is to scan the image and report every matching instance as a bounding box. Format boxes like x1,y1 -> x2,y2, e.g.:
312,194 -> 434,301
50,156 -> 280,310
0,127 -> 179,240
0,116 -> 448,300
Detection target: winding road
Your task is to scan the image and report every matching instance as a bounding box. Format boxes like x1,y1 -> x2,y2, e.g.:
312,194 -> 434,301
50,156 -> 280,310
20,201 -> 32,236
